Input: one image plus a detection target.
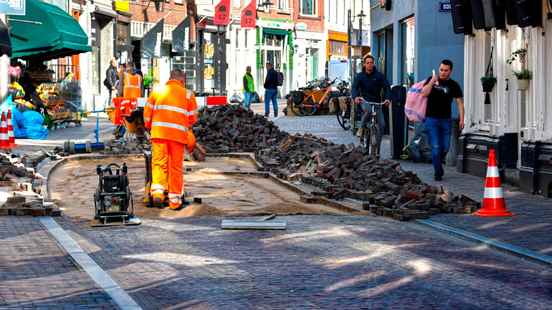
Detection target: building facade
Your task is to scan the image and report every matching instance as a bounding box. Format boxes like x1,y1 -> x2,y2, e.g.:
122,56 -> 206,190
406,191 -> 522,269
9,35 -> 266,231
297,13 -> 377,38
458,1 -> 552,197
325,0 -> 370,76
370,0 -> 464,87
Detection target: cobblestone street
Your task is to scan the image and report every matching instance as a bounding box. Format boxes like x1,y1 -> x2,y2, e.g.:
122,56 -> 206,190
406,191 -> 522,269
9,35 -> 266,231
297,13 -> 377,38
59,216 -> 552,309
0,217 -> 117,309
1,114 -> 552,309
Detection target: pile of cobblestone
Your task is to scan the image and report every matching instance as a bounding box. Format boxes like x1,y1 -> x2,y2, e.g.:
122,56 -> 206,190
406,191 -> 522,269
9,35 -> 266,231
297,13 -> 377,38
257,135 -> 479,220
193,105 -> 288,153
0,152 -> 61,217
194,106 -> 479,220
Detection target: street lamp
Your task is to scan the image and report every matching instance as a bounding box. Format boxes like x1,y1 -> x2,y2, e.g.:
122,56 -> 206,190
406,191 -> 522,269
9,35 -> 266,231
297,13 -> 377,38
356,10 -> 366,47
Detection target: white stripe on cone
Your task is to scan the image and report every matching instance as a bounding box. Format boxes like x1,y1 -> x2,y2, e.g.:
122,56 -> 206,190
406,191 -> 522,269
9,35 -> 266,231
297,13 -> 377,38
484,187 -> 504,199
486,166 -> 500,178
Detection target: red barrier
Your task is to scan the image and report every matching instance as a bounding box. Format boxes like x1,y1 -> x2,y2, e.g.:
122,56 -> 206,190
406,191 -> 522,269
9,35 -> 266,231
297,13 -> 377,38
111,98 -> 137,125
206,96 -> 228,106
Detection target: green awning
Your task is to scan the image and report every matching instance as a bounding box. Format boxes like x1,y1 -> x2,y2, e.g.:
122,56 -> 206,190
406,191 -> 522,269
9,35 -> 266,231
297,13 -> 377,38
8,0 -> 91,59
262,28 -> 288,37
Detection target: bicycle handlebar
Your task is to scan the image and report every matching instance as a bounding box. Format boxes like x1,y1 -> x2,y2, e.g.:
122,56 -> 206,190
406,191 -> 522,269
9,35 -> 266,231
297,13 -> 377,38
356,98 -> 386,106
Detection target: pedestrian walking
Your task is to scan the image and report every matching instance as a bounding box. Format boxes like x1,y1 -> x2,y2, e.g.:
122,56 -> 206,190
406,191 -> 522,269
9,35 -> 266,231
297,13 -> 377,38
144,69 -> 198,210
242,66 -> 255,110
103,58 -> 118,104
351,54 -> 391,158
263,62 -> 279,117
421,59 -> 465,181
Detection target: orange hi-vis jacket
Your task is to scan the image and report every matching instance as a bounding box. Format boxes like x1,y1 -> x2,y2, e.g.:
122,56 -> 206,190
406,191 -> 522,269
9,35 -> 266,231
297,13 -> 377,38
123,73 -> 142,99
144,80 -> 198,148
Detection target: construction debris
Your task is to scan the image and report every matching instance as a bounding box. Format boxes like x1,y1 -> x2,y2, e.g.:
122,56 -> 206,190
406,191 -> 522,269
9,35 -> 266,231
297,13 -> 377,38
194,106 -> 480,221
193,105 -> 288,153
0,152 -> 62,217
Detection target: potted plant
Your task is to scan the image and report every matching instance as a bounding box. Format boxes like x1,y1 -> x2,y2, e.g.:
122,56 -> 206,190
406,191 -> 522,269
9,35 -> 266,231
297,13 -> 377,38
506,48 -> 532,91
514,69 -> 532,91
481,75 -> 497,92
481,47 -> 496,105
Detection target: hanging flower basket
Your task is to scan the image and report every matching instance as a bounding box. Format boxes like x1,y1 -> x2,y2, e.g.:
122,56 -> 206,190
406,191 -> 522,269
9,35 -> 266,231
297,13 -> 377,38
481,76 -> 497,93
514,69 -> 532,91
517,79 -> 529,91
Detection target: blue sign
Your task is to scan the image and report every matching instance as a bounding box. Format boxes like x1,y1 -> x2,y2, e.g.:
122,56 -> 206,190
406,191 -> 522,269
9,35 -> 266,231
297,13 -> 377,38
0,0 -> 26,15
439,1 -> 452,12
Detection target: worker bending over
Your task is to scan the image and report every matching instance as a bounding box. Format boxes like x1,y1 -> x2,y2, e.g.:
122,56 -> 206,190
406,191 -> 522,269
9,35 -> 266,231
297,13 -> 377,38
123,63 -> 142,100
144,69 -> 198,210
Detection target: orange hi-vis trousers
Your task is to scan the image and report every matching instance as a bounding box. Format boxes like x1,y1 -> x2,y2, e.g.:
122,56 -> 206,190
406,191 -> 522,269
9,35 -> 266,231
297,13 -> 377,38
151,138 -> 185,209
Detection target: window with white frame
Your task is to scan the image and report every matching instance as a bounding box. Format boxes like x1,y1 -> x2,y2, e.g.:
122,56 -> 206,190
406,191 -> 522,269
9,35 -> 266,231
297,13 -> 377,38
277,0 -> 288,11
300,0 -> 317,16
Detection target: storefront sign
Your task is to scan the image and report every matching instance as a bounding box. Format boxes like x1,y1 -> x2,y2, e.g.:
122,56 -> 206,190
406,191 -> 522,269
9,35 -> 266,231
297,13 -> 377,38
0,0 -> 25,15
295,22 -> 307,31
439,1 -> 452,12
114,0 -> 130,13
259,18 -> 293,30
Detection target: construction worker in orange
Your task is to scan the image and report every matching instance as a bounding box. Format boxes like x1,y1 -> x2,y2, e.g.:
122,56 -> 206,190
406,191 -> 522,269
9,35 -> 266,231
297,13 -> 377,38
144,69 -> 198,210
123,63 -> 142,100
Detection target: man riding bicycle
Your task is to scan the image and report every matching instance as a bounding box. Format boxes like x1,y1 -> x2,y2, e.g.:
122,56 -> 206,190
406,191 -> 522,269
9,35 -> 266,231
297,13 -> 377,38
351,54 -> 392,158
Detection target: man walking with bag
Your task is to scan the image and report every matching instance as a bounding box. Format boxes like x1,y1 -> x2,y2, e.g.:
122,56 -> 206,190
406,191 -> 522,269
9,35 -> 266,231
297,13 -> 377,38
421,59 -> 465,181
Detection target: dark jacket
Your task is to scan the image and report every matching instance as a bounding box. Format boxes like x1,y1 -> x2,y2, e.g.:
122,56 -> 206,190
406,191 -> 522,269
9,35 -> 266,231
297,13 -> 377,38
105,65 -> 118,90
263,68 -> 278,90
351,69 -> 391,103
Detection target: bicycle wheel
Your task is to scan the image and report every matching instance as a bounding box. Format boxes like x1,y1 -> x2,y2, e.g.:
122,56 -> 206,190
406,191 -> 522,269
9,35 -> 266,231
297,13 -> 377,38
366,123 -> 380,158
289,92 -> 305,116
299,96 -> 318,116
335,98 -> 351,130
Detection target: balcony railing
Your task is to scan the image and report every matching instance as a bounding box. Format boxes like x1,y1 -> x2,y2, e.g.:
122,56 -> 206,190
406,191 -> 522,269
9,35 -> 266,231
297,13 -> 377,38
130,21 -> 176,41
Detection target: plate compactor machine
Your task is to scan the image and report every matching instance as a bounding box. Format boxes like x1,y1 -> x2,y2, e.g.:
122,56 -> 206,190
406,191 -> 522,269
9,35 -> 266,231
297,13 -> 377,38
94,163 -> 141,226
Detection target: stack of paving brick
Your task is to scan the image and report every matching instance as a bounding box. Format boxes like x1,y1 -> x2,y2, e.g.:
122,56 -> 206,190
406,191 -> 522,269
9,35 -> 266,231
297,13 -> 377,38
193,105 -> 288,153
0,192 -> 61,217
195,106 -> 479,221
0,152 -> 62,217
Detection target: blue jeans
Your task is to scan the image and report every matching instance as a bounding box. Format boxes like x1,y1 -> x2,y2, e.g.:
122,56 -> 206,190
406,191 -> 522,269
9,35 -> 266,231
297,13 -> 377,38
424,117 -> 452,177
360,102 -> 386,152
243,91 -> 253,110
264,89 -> 278,117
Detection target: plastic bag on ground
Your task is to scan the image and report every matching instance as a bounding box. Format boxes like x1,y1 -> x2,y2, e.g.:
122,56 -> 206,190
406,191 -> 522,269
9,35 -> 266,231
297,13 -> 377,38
21,110 -> 48,140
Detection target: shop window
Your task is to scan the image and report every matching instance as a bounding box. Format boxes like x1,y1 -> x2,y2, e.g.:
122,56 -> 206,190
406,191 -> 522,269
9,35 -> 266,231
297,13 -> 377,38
300,0 -> 317,16
265,34 -> 283,48
330,41 -> 346,57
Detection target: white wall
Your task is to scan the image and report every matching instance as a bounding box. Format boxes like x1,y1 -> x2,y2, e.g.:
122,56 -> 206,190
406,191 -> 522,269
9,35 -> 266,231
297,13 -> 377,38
227,24 -> 257,95
464,10 -> 552,143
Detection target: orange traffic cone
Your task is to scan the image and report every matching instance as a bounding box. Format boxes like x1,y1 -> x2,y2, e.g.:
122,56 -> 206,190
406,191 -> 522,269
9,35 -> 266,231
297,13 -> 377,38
6,110 -> 15,149
0,112 -> 9,150
475,149 -> 512,217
